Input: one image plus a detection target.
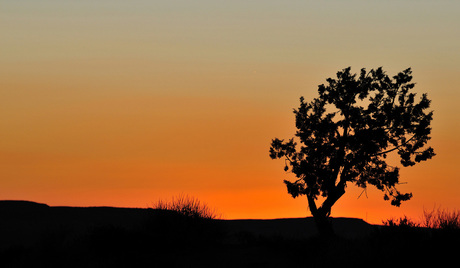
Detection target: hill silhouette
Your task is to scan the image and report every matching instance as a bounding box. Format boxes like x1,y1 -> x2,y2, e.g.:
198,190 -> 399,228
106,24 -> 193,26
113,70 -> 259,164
0,200 -> 371,247
0,200 -> 457,267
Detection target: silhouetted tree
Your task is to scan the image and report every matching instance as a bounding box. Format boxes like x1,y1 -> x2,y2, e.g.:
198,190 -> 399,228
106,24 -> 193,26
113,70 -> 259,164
270,67 -> 435,236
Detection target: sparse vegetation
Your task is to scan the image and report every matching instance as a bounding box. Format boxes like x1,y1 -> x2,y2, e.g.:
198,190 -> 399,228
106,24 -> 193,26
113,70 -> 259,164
383,215 -> 420,228
383,208 -> 460,230
422,207 -> 460,229
152,194 -> 220,220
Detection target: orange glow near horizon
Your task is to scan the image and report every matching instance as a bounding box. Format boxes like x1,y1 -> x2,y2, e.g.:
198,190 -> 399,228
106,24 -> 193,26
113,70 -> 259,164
1,1 -> 459,225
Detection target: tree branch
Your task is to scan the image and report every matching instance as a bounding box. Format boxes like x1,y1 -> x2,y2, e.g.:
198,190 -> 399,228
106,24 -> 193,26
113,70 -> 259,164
284,155 -> 294,164
307,194 -> 318,215
371,135 -> 416,157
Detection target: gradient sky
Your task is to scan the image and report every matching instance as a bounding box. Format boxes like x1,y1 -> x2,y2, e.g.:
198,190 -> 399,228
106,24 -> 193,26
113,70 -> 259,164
1,1 -> 459,223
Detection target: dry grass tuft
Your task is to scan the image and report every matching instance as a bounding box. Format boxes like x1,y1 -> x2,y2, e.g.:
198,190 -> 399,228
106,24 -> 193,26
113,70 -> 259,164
383,207 -> 460,230
152,194 -> 220,220
422,207 -> 460,230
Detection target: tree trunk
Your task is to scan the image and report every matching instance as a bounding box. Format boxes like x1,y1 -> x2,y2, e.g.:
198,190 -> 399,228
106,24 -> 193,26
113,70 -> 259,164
307,184 -> 346,237
312,210 -> 335,237
307,195 -> 335,237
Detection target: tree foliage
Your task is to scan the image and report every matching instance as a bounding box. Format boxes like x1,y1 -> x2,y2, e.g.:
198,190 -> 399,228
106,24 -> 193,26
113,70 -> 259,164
270,67 -> 435,223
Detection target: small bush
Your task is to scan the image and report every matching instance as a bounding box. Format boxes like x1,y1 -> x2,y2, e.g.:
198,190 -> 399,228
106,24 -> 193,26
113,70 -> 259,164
382,215 -> 419,228
383,208 -> 460,230
422,207 -> 460,230
152,194 -> 220,220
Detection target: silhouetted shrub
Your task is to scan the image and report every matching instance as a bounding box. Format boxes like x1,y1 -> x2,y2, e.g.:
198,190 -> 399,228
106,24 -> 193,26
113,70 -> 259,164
422,207 -> 460,230
152,194 -> 220,220
384,208 -> 460,230
382,215 -> 420,228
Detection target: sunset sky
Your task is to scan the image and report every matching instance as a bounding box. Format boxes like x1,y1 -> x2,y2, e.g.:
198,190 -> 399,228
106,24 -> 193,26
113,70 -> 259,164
1,1 -> 459,224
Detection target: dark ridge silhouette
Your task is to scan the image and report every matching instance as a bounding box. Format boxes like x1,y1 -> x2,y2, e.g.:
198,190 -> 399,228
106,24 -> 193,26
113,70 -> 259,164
0,200 -> 49,209
0,200 -> 457,267
221,217 -> 373,240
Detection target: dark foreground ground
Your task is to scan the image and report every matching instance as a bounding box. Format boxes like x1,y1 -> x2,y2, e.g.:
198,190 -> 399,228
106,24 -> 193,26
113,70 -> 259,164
0,201 -> 458,267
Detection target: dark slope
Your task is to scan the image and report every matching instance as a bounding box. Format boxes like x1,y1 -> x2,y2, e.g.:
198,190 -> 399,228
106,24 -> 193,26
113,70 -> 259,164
0,201 -> 156,248
220,217 -> 373,240
0,200 -> 373,248
1,201 -> 457,267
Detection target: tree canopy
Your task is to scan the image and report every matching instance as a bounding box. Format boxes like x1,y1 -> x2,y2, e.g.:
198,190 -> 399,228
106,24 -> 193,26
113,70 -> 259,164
270,67 -> 435,233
